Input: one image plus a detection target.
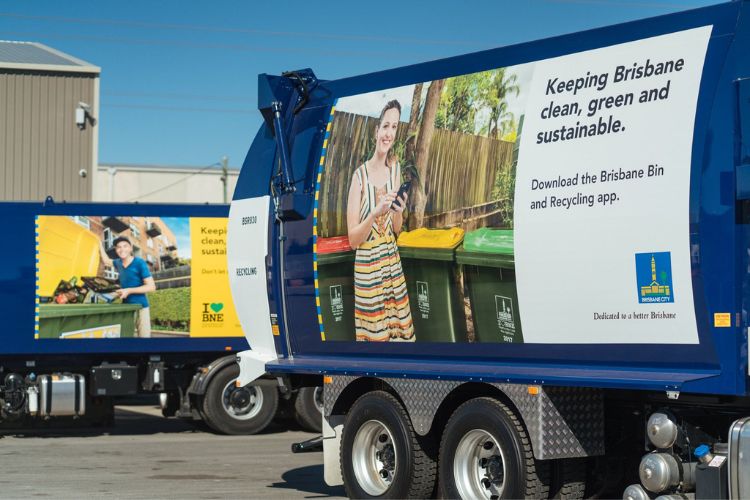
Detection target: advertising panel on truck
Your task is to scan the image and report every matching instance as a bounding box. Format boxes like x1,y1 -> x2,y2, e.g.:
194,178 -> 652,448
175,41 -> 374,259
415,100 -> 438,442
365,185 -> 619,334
313,27 -> 710,345
36,215 -> 242,340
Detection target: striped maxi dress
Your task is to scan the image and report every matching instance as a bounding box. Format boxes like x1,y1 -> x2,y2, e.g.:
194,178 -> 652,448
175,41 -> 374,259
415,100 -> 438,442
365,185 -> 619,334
352,162 -> 414,342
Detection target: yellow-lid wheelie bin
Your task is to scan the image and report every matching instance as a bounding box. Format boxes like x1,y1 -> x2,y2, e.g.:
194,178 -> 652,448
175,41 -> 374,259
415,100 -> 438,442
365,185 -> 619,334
456,228 -> 523,343
397,228 -> 466,342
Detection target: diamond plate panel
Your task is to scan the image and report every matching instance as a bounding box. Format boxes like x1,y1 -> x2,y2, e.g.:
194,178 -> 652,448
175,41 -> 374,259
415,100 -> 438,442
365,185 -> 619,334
499,384 -> 604,459
324,376 -> 604,459
386,379 -> 461,435
323,375 -> 357,417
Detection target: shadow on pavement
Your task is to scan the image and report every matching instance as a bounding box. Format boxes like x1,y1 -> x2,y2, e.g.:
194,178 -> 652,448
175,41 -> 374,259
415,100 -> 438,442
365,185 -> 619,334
0,405 -> 299,439
271,464 -> 346,498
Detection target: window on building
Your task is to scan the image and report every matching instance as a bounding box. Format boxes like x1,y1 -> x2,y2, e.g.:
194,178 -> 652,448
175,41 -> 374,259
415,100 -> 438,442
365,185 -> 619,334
147,238 -> 154,249
130,223 -> 140,240
146,254 -> 154,263
104,266 -> 118,280
103,227 -> 114,247
70,216 -> 90,229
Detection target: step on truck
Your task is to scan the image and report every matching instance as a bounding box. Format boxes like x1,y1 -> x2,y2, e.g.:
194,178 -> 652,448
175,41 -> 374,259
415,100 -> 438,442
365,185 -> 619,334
0,201 -> 321,435
229,1 -> 750,497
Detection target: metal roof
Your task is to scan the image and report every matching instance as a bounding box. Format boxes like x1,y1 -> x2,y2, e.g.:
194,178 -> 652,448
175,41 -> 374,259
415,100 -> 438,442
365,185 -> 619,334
0,41 -> 99,74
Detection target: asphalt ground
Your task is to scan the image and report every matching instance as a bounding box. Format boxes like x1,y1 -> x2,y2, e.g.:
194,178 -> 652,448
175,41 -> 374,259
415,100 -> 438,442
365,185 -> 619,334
0,405 -> 347,499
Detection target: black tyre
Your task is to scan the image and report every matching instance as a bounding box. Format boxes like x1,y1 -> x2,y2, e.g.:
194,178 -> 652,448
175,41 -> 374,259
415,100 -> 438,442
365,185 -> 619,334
201,364 -> 279,435
550,458 -> 587,499
341,391 -> 436,499
439,397 -> 551,499
294,386 -> 324,433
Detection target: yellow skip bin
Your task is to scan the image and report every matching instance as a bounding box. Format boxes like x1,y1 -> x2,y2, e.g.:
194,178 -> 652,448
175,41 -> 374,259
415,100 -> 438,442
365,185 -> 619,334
37,216 -> 101,296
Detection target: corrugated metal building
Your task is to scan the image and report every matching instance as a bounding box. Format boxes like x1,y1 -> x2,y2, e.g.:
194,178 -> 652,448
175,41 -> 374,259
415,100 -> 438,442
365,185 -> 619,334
0,41 -> 100,201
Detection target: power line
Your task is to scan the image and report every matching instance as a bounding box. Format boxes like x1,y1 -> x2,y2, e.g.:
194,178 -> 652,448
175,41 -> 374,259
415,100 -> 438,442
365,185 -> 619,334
543,0 -> 706,8
103,90 -> 250,103
125,162 -> 223,201
1,30 -> 439,58
0,12 -> 485,47
105,103 -> 255,114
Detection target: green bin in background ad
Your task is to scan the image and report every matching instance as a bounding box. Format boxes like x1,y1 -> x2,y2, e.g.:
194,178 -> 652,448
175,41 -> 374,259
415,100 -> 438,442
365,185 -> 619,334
317,236 -> 356,341
457,228 -> 523,343
398,232 -> 466,342
38,303 -> 141,339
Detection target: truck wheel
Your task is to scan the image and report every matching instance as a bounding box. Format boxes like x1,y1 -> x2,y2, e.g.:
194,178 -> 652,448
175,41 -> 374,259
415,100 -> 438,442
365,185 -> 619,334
294,386 -> 323,433
439,397 -> 551,499
550,458 -> 587,499
340,391 -> 436,499
202,364 -> 278,435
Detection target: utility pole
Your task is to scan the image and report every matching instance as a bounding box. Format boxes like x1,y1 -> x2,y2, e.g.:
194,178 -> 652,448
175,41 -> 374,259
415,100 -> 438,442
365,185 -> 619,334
220,156 -> 229,204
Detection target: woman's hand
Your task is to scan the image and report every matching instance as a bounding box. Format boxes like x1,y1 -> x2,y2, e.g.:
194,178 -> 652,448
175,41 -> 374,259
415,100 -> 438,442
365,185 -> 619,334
372,192 -> 397,217
392,192 -> 408,214
116,288 -> 131,300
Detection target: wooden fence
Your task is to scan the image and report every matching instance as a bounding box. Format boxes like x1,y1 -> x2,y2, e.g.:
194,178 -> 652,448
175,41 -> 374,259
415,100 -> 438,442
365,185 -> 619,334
318,112 -> 515,237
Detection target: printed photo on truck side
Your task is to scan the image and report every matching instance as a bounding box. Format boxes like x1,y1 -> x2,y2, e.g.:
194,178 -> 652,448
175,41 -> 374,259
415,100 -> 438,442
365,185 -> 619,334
35,215 -> 242,339
315,63 -> 533,344
315,27 -> 711,345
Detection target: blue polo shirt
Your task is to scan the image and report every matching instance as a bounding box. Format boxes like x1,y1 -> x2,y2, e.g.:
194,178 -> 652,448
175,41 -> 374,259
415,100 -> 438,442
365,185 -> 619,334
113,257 -> 152,308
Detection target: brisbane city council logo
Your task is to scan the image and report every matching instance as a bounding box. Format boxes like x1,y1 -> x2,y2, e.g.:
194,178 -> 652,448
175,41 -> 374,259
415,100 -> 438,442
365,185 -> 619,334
634,252 -> 674,304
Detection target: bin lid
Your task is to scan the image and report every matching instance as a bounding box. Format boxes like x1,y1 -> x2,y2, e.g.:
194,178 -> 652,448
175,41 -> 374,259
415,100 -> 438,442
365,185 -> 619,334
39,303 -> 142,318
317,235 -> 352,254
463,228 -> 514,254
456,247 -> 515,268
397,227 -> 464,249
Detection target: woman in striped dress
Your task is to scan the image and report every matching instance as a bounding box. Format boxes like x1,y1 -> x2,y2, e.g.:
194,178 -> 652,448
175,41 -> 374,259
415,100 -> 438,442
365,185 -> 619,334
346,100 -> 414,342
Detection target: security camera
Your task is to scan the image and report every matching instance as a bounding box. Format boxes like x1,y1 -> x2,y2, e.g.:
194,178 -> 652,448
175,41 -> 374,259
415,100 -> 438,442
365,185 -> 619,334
79,169 -> 88,178
76,102 -> 93,130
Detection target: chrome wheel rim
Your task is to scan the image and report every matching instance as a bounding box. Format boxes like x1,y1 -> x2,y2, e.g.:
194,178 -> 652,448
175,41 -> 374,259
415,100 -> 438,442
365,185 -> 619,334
454,429 -> 506,500
221,380 -> 262,421
313,386 -> 324,414
351,420 -> 397,496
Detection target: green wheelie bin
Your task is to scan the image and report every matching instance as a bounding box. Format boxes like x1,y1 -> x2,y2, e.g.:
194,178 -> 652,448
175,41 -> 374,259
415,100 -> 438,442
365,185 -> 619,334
316,236 -> 356,341
38,303 -> 141,339
397,228 -> 466,342
456,228 -> 523,343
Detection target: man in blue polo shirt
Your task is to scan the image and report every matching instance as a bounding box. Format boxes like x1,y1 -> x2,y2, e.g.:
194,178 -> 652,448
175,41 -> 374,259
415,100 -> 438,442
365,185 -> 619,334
100,236 -> 156,338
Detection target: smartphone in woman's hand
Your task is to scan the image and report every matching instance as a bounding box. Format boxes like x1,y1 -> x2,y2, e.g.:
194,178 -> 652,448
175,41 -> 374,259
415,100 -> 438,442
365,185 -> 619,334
391,181 -> 411,209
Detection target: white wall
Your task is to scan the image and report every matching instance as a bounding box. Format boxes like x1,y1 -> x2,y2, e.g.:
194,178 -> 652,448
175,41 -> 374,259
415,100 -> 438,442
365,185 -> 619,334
93,164 -> 240,203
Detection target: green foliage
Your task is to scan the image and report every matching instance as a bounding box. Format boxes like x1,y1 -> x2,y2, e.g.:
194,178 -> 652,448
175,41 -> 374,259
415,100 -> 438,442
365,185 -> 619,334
149,287 -> 190,332
492,164 -> 516,228
435,73 -> 492,134
434,68 -> 521,140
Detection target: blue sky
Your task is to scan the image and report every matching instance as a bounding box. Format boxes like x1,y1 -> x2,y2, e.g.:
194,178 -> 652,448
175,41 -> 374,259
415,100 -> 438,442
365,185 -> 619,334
0,0 -> 721,169
161,217 -> 191,258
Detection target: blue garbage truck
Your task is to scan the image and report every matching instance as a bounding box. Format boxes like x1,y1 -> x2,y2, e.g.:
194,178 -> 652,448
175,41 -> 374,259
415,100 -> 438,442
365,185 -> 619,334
229,1 -> 750,497
0,200 -> 321,435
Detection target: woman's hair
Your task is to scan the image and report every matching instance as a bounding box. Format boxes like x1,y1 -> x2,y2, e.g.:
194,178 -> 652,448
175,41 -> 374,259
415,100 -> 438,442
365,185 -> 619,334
378,100 -> 401,126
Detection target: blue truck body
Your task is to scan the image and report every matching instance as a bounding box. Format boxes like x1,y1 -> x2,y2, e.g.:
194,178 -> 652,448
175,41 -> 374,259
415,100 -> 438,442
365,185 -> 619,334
235,1 -> 750,396
231,1 -> 750,497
